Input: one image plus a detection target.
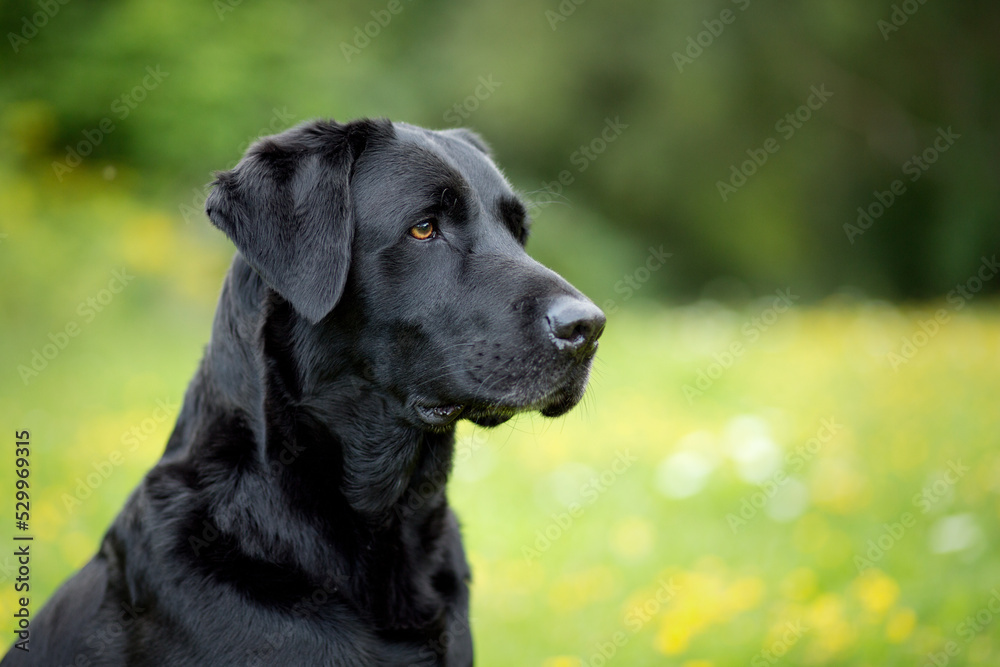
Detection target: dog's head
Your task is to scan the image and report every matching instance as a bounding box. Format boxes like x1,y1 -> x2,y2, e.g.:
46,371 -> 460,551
206,118 -> 604,430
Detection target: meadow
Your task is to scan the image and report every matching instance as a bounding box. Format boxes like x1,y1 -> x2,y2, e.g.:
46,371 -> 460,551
1,160 -> 999,666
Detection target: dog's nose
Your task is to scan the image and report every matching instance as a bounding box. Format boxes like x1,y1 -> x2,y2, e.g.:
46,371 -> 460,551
544,295 -> 606,356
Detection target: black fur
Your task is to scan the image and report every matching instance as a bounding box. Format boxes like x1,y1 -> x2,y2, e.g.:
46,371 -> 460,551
3,118 -> 604,666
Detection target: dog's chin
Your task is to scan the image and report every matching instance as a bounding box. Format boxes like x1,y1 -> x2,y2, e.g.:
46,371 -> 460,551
463,405 -> 518,427
413,366 -> 591,430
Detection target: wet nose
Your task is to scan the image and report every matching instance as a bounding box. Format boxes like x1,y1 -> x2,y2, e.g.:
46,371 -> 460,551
544,295 -> 606,356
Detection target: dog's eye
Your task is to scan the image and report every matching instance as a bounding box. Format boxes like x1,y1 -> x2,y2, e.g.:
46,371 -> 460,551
409,220 -> 437,240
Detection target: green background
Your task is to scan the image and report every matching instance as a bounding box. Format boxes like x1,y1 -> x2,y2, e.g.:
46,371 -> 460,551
2,1 -> 999,664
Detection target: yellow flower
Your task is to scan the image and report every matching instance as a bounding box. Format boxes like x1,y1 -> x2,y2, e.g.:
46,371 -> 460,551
119,211 -> 177,274
653,567 -> 759,656
725,576 -> 765,613
884,607 -> 917,643
542,657 -> 581,667
804,594 -> 856,658
655,620 -> 694,655
852,569 -> 899,616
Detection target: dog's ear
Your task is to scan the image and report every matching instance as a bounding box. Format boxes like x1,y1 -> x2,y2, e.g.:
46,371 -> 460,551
440,128 -> 492,157
205,119 -> 389,323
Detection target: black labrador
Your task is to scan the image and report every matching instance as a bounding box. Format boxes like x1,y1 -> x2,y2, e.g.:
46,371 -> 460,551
4,118 -> 604,666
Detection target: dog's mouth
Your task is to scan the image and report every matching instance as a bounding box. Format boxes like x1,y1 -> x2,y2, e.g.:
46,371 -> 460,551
414,403 -> 517,429
413,365 -> 590,430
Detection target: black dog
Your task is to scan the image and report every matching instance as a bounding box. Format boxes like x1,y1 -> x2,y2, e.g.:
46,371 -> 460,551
4,119 -> 604,666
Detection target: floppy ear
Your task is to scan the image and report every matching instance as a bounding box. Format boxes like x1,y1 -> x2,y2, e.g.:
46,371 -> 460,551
205,119 -> 384,323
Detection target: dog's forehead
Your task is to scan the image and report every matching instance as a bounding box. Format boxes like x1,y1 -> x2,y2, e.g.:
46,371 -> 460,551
389,123 -> 514,197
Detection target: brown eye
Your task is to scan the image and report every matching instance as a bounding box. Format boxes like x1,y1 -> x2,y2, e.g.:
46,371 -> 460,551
409,220 -> 436,240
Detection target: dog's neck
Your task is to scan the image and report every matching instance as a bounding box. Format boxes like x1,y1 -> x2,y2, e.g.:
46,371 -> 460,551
188,256 -> 455,508
154,257 -> 459,626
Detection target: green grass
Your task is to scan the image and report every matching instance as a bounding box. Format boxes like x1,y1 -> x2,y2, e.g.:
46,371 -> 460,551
2,163 -> 999,666
450,303 -> 1000,666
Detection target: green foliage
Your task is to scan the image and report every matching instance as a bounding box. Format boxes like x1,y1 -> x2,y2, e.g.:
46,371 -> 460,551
2,0 -> 999,299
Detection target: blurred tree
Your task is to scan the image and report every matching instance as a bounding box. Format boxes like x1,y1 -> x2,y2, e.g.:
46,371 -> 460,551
2,0 -> 998,303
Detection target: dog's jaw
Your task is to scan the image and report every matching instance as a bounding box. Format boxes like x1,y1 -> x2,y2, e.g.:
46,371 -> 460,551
409,342 -> 598,430
413,403 -> 465,428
